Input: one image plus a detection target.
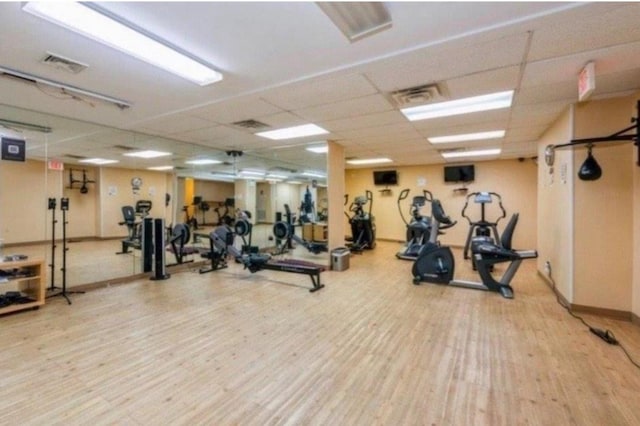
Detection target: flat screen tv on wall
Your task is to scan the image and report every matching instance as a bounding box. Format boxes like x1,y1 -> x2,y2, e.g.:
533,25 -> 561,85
444,165 -> 475,182
373,170 -> 398,185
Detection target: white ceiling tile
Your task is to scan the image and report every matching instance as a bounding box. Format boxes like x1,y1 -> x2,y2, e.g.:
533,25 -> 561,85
321,110 -> 406,132
446,66 -> 521,98
365,32 -> 529,92
295,94 -> 394,122
528,3 -> 640,62
131,114 -> 216,134
261,73 -> 378,110
187,97 -> 285,124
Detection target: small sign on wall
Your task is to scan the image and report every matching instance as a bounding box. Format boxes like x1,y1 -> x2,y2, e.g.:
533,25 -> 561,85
108,186 -> 118,196
48,159 -> 64,171
1,137 -> 26,162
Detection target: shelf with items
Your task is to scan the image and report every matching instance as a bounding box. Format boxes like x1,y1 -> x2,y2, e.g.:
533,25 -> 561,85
0,257 -> 45,315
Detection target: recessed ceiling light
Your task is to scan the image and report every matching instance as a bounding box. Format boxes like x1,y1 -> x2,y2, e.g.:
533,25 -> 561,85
441,148 -> 501,159
147,165 -> 174,171
401,90 -> 514,121
185,159 -> 222,165
429,130 -> 506,144
302,171 -> 326,178
266,173 -> 287,179
287,180 -> 303,185
256,124 -> 329,140
306,145 -> 328,154
22,2 -> 222,86
346,158 -> 393,165
123,150 -> 171,159
78,158 -> 118,165
317,2 -> 392,42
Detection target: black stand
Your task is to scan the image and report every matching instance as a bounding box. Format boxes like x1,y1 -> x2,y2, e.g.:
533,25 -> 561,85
46,198 -> 61,293
47,197 -> 85,305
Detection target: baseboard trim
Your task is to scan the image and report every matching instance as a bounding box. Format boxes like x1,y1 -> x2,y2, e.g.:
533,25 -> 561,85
64,260 -> 207,292
536,270 -> 633,322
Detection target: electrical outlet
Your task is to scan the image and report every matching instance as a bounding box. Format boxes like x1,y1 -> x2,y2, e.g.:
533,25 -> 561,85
544,261 -> 552,275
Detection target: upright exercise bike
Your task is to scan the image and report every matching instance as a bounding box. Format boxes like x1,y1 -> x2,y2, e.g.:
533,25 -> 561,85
412,198 -> 537,299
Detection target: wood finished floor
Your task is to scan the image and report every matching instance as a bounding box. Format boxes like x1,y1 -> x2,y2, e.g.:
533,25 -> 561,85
1,241 -> 639,425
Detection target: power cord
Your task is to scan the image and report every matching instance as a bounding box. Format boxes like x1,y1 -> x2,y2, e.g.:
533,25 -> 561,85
546,270 -> 640,370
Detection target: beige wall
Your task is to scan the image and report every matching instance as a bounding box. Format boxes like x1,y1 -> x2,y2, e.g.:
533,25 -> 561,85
63,166 -> 98,239
0,159 -> 48,244
99,168 -> 172,238
345,159 -> 538,249
537,107 -> 575,300
635,147 -> 640,319
573,98 -> 633,311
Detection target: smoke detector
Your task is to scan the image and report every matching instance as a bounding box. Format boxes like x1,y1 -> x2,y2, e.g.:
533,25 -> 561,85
41,52 -> 88,74
390,84 -> 446,107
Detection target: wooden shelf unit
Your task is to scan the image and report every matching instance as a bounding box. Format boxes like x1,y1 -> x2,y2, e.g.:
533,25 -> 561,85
0,257 -> 45,315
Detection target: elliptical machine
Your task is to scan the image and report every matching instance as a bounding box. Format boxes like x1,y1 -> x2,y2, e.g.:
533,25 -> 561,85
347,190 -> 376,252
396,189 -> 433,260
461,191 -> 506,266
412,198 -> 537,299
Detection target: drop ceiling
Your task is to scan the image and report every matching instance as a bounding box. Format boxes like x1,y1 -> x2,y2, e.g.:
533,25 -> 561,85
0,1 -> 639,176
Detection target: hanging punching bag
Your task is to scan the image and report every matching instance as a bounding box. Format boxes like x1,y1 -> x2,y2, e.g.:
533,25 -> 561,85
578,146 -> 602,181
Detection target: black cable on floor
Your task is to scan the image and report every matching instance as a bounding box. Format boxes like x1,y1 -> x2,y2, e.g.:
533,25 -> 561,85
547,271 -> 640,370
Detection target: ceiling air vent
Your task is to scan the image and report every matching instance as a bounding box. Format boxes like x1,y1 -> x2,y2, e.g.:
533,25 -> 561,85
41,52 -> 89,74
65,153 -> 87,159
390,84 -> 445,108
270,166 -> 297,173
113,145 -> 137,151
232,119 -> 270,130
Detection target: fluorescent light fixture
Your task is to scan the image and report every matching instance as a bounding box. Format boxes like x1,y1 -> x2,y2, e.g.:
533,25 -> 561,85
255,124 -> 329,140
0,65 -> 131,110
401,90 -> 514,121
306,145 -> 328,154
123,150 -> 171,159
79,158 -> 118,165
147,165 -> 174,171
441,148 -> 501,159
302,171 -> 326,178
22,2 -> 222,86
240,170 -> 265,177
266,173 -> 287,179
287,180 -> 303,185
317,2 -> 392,42
346,158 -> 392,165
267,178 -> 284,183
209,173 -> 235,182
428,130 -> 506,144
0,117 -> 52,133
185,159 -> 222,165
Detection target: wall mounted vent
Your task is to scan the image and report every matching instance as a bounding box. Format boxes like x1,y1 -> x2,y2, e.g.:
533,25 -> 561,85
41,52 -> 89,74
390,84 -> 446,107
232,119 -> 270,129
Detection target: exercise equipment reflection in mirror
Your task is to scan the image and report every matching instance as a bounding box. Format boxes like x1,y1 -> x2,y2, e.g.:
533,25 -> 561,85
544,100 -> 639,181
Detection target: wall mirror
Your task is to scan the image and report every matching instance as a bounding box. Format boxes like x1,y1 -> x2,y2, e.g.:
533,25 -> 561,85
0,103 -> 329,290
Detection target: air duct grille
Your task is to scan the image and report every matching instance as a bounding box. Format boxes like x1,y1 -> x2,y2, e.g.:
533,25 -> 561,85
232,119 -> 270,129
42,52 -> 88,74
390,84 -> 445,107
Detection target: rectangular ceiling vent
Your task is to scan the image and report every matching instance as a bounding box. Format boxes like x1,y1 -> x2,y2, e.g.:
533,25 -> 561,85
232,119 -> 270,130
437,147 -> 465,154
390,84 -> 445,107
113,145 -> 137,151
41,52 -> 89,74
270,166 -> 297,173
65,153 -> 87,159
